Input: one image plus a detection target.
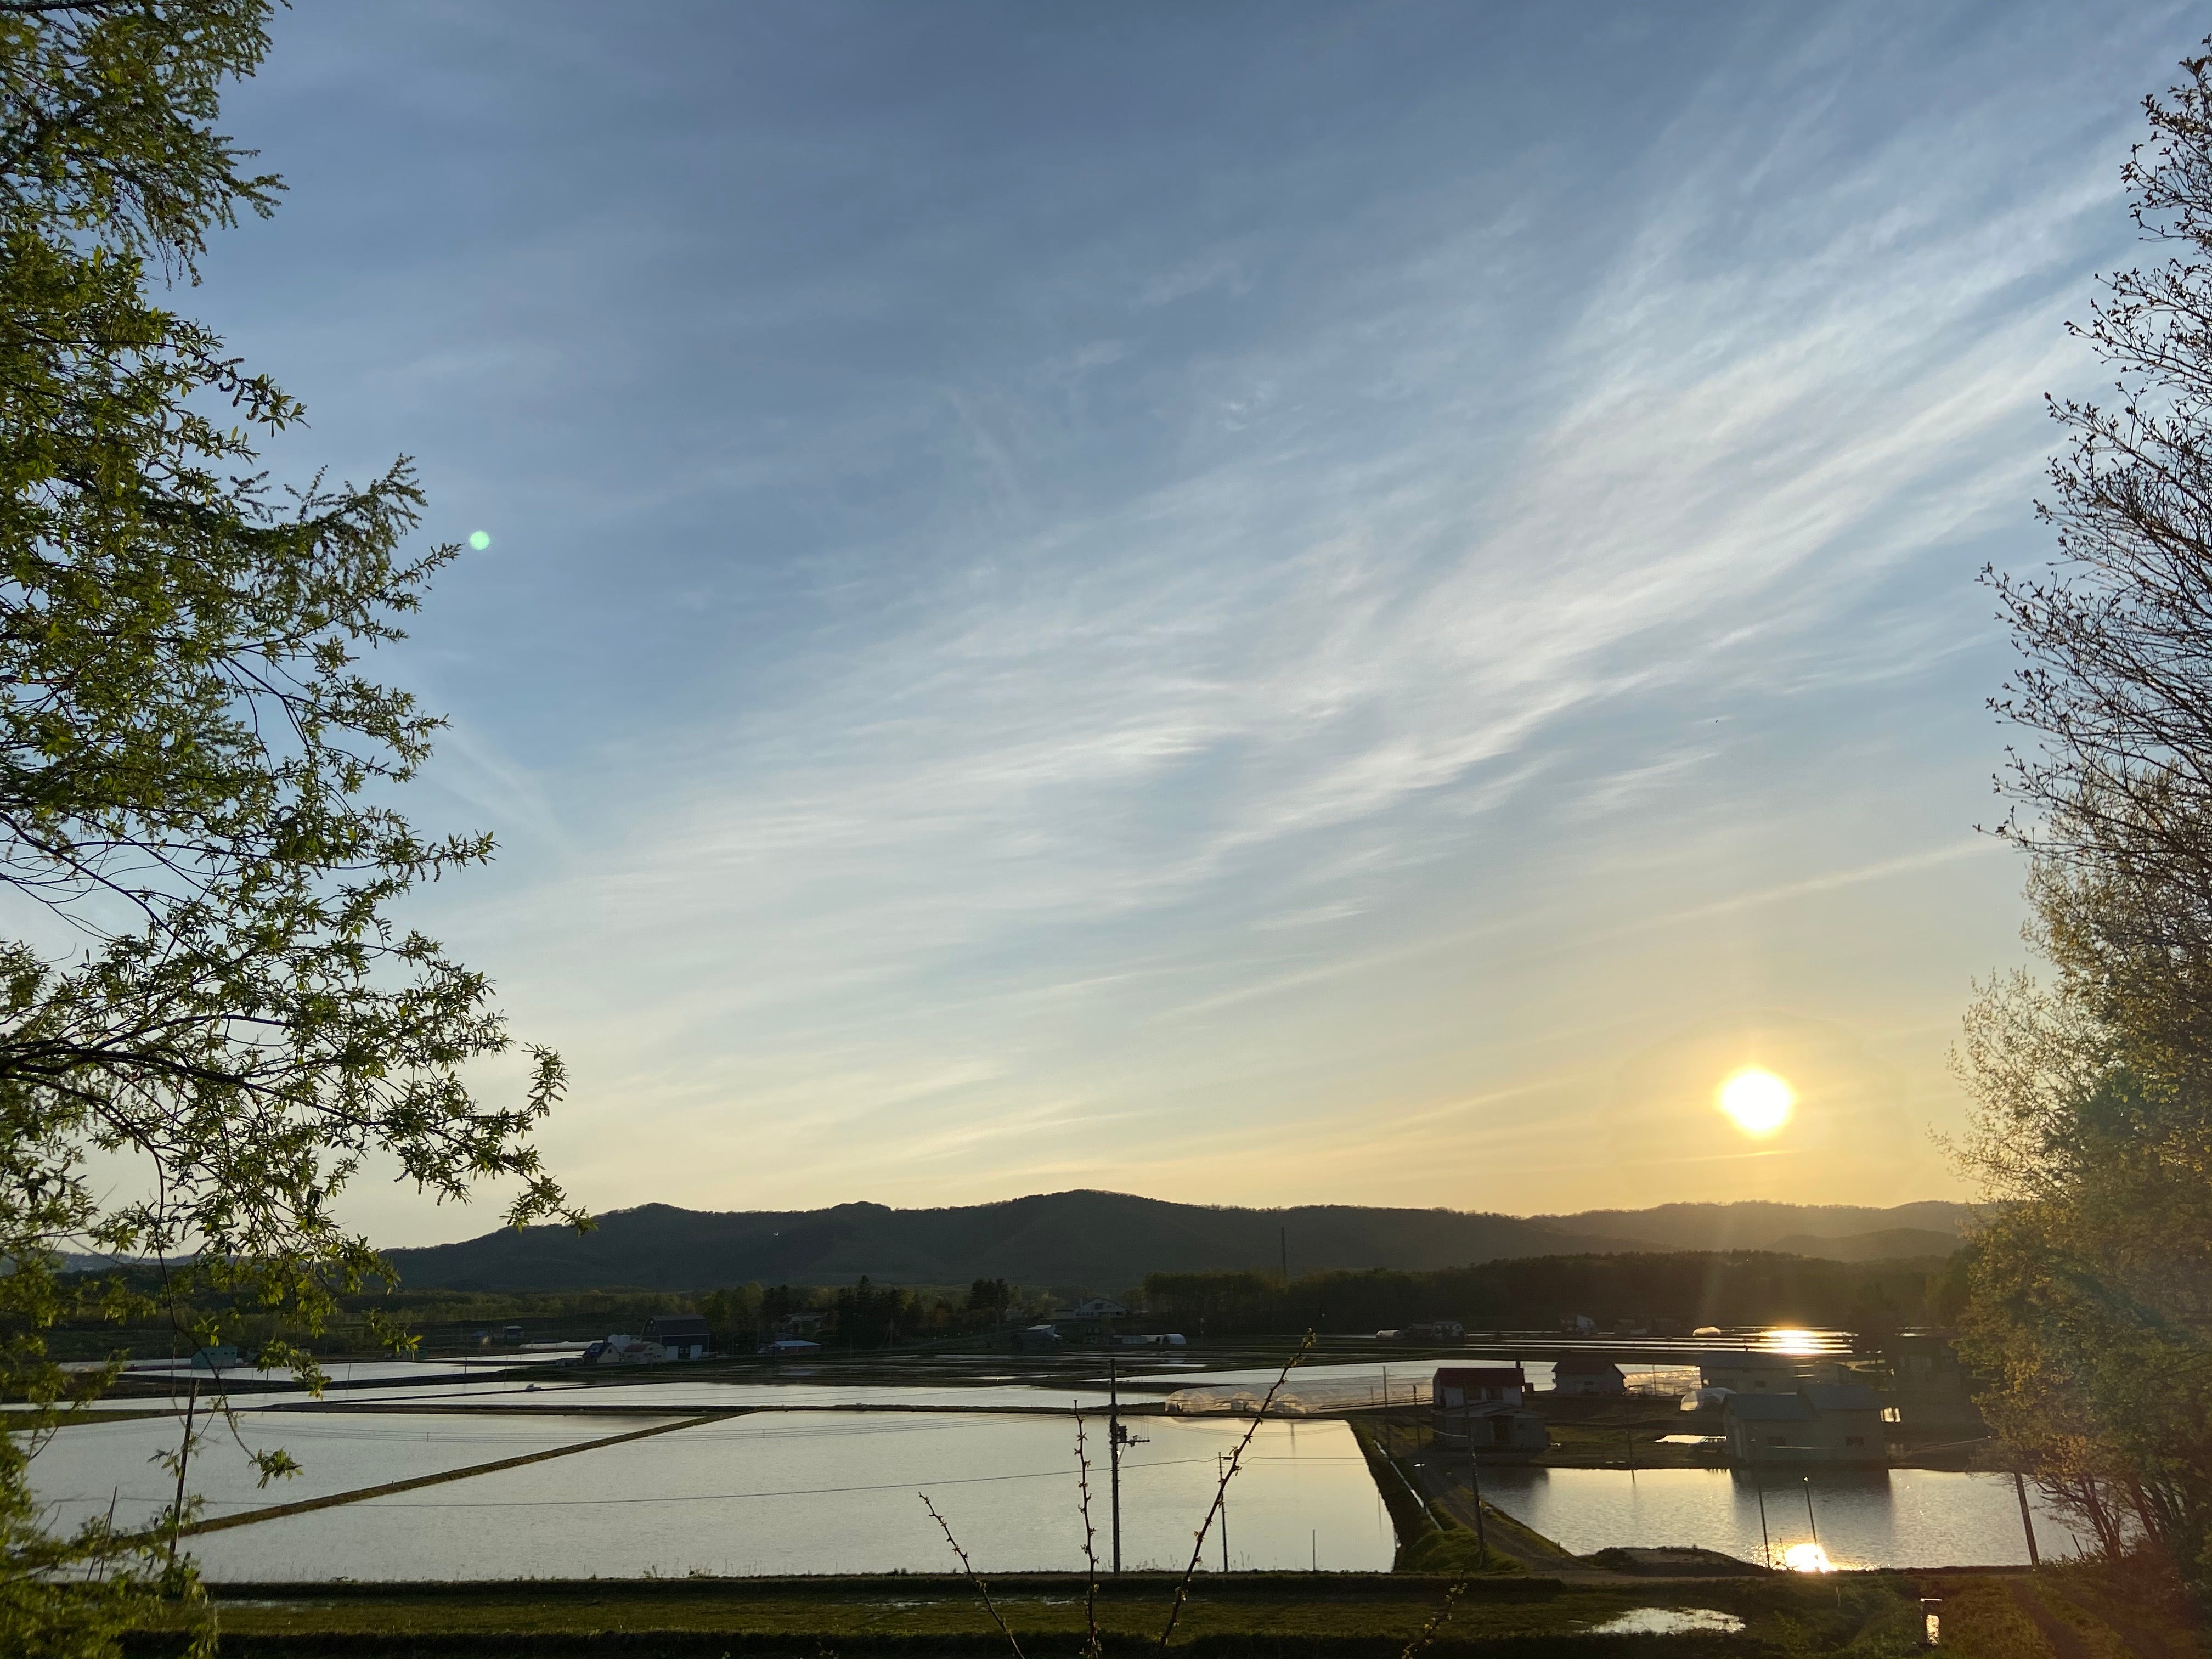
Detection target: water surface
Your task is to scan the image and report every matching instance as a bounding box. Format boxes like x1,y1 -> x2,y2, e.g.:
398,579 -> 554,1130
170,1411 -> 1390,1579
1476,1466 -> 2096,1569
29,1412 -> 614,1535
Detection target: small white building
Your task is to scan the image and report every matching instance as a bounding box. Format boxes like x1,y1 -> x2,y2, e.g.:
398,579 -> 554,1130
1434,1365 -> 1525,1411
1430,1366 -> 1547,1460
580,1316 -> 712,1365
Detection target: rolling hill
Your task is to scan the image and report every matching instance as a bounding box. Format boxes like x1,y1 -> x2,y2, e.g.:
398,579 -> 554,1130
380,1190 -> 1972,1294
1536,1200 -> 1973,1252
1758,1227 -> 1964,1262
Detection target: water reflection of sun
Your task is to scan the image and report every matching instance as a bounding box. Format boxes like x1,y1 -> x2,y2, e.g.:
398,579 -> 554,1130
1783,1542 -> 1836,1573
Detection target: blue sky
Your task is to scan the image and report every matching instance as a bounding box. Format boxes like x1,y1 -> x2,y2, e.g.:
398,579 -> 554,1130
197,2 -> 2192,1243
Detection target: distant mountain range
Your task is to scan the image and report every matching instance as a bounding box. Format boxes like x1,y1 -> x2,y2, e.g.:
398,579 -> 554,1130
381,1190 -> 1974,1295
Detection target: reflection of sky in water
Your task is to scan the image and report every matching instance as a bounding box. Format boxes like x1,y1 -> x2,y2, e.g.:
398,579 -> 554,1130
1476,1466 -> 2097,1570
29,1412 -> 616,1534
151,1412 -> 1391,1579
32,1406 -> 2104,1578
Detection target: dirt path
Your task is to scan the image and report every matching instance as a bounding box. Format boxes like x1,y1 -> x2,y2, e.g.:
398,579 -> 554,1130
2008,1581 -> 2095,1659
1412,1463 -> 1590,1577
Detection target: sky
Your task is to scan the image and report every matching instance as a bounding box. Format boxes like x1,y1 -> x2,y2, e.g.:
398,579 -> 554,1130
175,0 -> 2198,1245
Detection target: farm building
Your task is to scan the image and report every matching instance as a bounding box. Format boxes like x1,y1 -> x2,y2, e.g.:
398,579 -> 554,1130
1722,1384 -> 1888,1464
1699,1350 -> 1801,1393
642,1314 -> 711,1361
1430,1365 -> 1547,1460
1433,1365 -> 1526,1411
1551,1354 -> 1626,1396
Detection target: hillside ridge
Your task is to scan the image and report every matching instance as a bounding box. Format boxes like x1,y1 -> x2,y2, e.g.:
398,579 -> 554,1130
380,1189 -> 1972,1293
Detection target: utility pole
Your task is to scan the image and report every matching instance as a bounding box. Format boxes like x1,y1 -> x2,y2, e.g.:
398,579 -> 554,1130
1218,1454 -> 1231,1571
1109,1355 -> 1122,1575
1802,1477 -> 1821,1564
1464,1400 -> 1488,1564
2013,1471 -> 2041,1569
1756,1469 -> 1772,1570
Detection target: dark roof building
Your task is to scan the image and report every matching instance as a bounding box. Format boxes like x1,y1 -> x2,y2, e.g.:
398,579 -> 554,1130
1552,1354 -> 1627,1396
1431,1364 -> 1544,1460
1434,1366 -> 1526,1407
642,1313 -> 711,1359
1722,1384 -> 1887,1464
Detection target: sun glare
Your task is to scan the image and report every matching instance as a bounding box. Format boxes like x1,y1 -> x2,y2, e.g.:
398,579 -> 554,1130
1718,1068 -> 1794,1136
1782,1543 -> 1836,1573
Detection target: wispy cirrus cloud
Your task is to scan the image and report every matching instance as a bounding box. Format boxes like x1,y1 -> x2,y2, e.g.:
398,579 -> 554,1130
206,1 -> 2193,1239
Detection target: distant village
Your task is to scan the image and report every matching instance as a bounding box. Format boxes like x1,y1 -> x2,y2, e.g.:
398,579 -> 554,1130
538,1295 -> 1980,1472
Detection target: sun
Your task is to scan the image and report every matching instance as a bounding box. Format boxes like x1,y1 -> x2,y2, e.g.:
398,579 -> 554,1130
1718,1068 -> 1795,1136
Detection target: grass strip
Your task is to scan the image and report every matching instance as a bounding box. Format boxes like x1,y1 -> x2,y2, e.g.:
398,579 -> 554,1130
118,1573 -> 1934,1657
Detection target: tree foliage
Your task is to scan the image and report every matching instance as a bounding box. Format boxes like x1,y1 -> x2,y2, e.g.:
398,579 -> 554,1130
0,5 -> 571,1651
1960,45 -> 2212,1599
1140,1251 -> 1954,1338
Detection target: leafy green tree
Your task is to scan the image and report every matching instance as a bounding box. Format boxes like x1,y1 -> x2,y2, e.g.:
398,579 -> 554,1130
1961,44 -> 2212,1599
0,5 -> 571,1651
699,1282 -> 764,1347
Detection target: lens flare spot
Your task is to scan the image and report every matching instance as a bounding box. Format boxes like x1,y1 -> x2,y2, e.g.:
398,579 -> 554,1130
1718,1068 -> 1794,1136
1783,1542 -> 1835,1573
468,529 -> 492,551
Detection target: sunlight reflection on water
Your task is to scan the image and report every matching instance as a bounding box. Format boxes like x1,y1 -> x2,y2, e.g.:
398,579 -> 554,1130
1783,1542 -> 1835,1572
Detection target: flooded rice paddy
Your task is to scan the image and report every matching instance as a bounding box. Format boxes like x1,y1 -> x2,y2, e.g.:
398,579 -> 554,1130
1475,1465 -> 2095,1571
23,1349 -> 2087,1578
31,1408 -> 1393,1578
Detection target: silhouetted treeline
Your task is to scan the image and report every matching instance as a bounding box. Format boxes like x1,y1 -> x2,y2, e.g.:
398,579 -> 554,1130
1141,1250 -> 1970,1337
36,1274 -> 1051,1362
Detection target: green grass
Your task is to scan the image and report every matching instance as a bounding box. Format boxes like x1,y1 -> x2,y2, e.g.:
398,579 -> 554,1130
1398,1522 -> 1527,1576
1929,1567 -> 2205,1659
106,1571 -> 1953,1656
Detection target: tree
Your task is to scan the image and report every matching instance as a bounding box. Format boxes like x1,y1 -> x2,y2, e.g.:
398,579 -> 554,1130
699,1282 -> 764,1347
965,1276 -> 1009,1319
1960,44 -> 2212,1599
0,5 -> 572,1652
1990,49 -> 2212,1074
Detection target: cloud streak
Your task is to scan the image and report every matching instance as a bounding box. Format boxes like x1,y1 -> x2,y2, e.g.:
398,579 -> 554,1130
196,1 -> 2196,1239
